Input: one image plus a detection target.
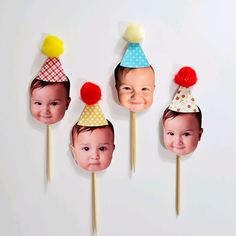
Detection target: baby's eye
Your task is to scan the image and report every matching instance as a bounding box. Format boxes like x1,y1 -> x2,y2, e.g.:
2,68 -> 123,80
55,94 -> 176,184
120,85 -> 132,91
183,132 -> 191,137
142,87 -> 150,91
99,146 -> 107,151
82,147 -> 90,151
167,132 -> 174,136
123,87 -> 131,90
50,101 -> 59,106
34,101 -> 42,105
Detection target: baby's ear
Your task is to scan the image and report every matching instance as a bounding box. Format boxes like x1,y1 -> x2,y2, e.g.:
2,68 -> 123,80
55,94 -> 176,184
199,128 -> 203,141
70,144 -> 75,156
66,97 -> 71,110
69,144 -> 79,166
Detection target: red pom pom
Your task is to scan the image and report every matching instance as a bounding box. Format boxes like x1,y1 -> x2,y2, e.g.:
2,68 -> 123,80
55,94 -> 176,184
174,66 -> 197,87
80,82 -> 102,105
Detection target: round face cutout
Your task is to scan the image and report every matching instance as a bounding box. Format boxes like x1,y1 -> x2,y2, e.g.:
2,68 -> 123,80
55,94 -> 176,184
30,83 -> 71,125
163,113 -> 203,156
71,126 -> 115,172
116,67 -> 155,112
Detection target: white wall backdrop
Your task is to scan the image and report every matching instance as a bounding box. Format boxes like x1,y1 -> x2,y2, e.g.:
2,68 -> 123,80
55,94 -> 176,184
1,0 -> 236,235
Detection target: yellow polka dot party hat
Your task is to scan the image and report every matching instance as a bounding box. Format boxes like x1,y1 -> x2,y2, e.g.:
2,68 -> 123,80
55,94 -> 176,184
77,82 -> 108,126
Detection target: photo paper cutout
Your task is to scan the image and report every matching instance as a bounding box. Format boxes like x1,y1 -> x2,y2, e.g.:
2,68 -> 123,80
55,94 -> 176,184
162,66 -> 203,215
30,35 -> 71,125
162,67 -> 203,156
162,108 -> 203,156
70,82 -> 115,172
114,23 -> 155,112
113,23 -> 156,172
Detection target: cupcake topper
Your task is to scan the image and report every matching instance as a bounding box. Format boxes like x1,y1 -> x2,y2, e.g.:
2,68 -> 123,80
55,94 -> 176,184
162,66 -> 203,215
115,23 -> 155,173
70,82 -> 115,235
30,35 -> 71,183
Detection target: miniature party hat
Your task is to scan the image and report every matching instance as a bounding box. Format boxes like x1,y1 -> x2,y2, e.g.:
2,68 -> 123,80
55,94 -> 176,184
120,23 -> 150,68
36,35 -> 68,82
78,82 -> 108,126
169,67 -> 199,113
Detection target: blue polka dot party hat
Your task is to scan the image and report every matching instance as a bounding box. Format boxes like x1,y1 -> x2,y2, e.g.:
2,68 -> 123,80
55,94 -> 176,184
120,23 -> 150,68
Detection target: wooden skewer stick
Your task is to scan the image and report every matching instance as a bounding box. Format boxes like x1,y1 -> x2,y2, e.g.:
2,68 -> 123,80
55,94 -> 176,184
131,111 -> 136,172
47,125 -> 52,183
176,155 -> 181,215
92,172 -> 97,236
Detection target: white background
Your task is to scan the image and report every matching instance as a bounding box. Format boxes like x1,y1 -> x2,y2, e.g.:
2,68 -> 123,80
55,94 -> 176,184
1,0 -> 236,235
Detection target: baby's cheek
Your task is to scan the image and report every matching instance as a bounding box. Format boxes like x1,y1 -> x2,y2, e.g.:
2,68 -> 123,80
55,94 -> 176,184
166,137 -> 173,147
119,94 -> 129,104
144,94 -> 153,105
191,139 -> 199,149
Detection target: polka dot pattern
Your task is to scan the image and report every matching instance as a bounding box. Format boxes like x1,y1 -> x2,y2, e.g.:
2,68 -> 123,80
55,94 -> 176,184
77,104 -> 108,127
120,43 -> 150,68
169,86 -> 199,113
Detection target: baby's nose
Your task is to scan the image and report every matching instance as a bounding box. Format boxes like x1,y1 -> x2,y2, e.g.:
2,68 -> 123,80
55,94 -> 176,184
131,90 -> 140,98
175,135 -> 183,145
91,150 -> 99,160
42,105 -> 50,114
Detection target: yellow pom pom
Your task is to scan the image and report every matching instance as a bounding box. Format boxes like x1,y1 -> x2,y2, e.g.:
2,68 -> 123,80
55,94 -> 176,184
123,23 -> 144,43
41,35 -> 64,57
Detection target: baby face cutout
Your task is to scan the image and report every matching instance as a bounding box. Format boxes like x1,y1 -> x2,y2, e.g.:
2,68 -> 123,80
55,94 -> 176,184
71,125 -> 115,172
30,82 -> 71,125
115,66 -> 155,112
163,112 -> 203,156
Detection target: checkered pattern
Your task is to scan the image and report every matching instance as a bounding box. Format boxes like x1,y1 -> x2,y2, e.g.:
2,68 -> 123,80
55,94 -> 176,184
37,57 -> 67,82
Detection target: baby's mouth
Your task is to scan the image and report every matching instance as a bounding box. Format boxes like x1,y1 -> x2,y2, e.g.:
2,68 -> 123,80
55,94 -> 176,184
130,101 -> 143,105
41,115 -> 52,119
174,146 -> 185,149
89,161 -> 100,165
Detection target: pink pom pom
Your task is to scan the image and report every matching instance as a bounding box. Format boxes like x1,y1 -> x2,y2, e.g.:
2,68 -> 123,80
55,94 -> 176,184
80,82 -> 102,105
174,66 -> 197,87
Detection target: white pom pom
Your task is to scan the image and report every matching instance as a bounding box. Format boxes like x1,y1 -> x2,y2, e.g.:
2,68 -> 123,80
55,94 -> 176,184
123,23 -> 145,43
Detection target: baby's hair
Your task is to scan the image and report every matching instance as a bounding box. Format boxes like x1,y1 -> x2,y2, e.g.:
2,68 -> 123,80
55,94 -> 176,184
114,63 -> 154,89
71,120 -> 114,146
30,77 -> 70,98
162,107 -> 202,128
